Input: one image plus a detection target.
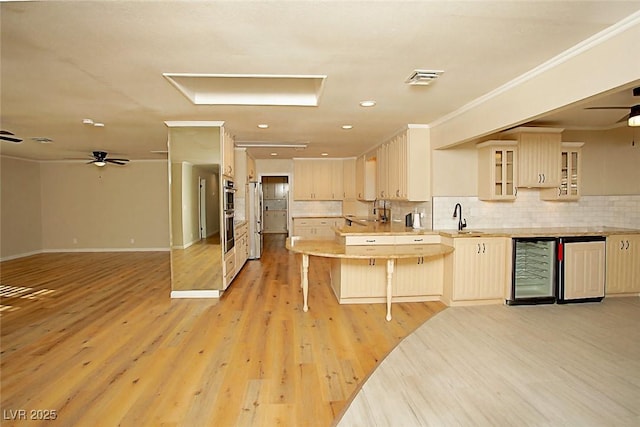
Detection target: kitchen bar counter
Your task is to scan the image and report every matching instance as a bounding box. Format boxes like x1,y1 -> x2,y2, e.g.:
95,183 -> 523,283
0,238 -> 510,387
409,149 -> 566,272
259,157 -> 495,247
286,237 -> 453,321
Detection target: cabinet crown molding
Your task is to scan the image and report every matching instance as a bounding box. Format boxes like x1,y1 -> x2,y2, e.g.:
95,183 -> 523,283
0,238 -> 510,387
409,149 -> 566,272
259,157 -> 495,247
501,126 -> 564,135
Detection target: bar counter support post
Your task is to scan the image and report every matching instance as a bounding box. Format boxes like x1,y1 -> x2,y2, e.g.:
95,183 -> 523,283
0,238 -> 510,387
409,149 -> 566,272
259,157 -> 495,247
302,254 -> 309,312
386,259 -> 394,321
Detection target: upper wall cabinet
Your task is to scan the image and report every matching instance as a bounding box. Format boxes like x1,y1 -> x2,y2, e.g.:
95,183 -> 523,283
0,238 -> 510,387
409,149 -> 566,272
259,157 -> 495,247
222,130 -> 235,178
541,142 -> 583,201
343,158 -> 356,200
293,158 -> 343,200
477,140 -> 518,201
504,127 -> 562,188
376,125 -> 430,201
356,155 -> 376,201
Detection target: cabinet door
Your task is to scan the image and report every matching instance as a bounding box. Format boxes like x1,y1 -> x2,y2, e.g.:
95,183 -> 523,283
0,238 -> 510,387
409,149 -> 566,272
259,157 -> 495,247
563,241 -> 605,299
606,235 -> 640,294
293,160 -> 314,200
311,160 -> 332,200
394,257 -> 443,296
330,159 -> 344,200
343,158 -> 356,199
478,143 -> 517,201
453,238 -> 507,301
339,259 -> 386,298
223,130 -> 235,178
541,145 -> 582,201
518,133 -> 561,188
376,143 -> 389,199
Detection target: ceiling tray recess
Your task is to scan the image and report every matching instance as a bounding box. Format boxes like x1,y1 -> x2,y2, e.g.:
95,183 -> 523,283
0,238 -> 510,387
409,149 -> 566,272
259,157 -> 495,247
163,73 -> 327,106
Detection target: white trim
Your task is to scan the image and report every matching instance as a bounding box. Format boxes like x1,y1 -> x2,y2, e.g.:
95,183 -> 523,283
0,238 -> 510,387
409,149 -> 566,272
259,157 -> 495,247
0,249 -> 44,262
164,120 -> 225,128
43,248 -> 170,253
170,290 -> 222,298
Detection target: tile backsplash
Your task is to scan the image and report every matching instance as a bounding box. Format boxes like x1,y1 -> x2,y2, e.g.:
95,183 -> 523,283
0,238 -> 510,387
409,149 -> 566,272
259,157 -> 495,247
433,190 -> 640,230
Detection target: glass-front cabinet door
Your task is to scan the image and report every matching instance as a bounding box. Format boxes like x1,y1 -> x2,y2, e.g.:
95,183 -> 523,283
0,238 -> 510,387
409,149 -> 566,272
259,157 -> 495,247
477,140 -> 518,201
542,142 -> 583,201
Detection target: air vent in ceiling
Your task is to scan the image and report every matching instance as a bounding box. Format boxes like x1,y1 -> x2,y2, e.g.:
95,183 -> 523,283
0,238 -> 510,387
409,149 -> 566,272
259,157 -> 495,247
405,69 -> 444,86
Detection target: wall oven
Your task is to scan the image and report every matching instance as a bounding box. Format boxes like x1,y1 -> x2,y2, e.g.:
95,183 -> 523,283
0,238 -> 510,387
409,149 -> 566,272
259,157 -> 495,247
223,179 -> 235,254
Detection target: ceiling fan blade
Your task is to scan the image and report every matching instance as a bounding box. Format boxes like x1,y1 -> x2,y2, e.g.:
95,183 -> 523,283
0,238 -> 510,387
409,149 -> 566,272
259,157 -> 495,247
106,158 -> 129,162
585,106 -> 630,110
616,113 -> 630,123
106,159 -> 128,165
0,135 -> 23,143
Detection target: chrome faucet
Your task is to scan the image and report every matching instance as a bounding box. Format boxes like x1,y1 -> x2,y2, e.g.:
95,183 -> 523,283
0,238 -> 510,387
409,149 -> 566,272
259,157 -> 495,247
452,203 -> 467,231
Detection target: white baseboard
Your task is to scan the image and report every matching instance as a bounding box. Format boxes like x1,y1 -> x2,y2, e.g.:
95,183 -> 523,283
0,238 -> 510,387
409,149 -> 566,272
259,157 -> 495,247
170,290 -> 222,298
44,247 -> 170,253
0,249 -> 44,262
1,247 -> 170,262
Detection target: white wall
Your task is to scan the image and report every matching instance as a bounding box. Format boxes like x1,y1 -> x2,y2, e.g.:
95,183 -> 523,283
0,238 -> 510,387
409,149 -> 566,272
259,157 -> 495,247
1,157 -> 43,260
40,160 -> 169,251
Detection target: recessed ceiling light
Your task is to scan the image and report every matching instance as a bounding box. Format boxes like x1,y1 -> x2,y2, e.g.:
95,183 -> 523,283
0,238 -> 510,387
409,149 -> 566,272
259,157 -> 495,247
342,124 -> 353,130
257,124 -> 269,129
93,122 -> 105,127
360,100 -> 376,107
82,118 -> 94,125
270,152 -> 278,156
321,153 -> 329,156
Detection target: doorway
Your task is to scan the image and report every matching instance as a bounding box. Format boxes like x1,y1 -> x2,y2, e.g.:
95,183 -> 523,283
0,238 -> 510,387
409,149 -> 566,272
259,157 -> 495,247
261,176 -> 289,234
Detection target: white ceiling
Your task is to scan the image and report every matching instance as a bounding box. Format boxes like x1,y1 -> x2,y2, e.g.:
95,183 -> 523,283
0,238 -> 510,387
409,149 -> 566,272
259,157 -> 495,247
1,1 -> 640,161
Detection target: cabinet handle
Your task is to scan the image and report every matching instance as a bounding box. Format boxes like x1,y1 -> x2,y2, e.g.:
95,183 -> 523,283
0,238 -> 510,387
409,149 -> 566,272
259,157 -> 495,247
542,174 -> 545,183
625,240 -> 630,250
413,238 -> 423,242
558,187 -> 561,196
396,189 -> 400,197
477,244 -> 481,254
514,186 -> 518,196
620,240 -> 625,250
365,239 -> 376,243
483,243 -> 486,253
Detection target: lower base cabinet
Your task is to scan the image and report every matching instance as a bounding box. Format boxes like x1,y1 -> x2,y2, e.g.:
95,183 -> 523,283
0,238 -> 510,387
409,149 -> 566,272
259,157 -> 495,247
444,237 -> 510,305
330,256 -> 443,303
606,234 -> 640,295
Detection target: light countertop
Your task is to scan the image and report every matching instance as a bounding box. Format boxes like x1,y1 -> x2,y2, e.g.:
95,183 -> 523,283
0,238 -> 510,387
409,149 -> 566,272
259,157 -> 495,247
286,237 -> 453,259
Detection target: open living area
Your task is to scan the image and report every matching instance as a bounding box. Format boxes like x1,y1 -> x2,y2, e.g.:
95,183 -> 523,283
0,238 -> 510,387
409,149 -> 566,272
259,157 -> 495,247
2,2 -> 640,426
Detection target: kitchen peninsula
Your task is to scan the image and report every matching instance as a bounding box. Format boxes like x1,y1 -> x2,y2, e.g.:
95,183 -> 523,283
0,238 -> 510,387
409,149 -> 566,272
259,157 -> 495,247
287,220 -> 640,321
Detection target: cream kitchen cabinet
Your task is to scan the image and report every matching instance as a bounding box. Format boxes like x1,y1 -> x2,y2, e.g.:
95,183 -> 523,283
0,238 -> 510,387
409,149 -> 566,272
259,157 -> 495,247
477,141 -> 518,201
331,258 -> 387,300
343,158 -> 356,199
247,153 -> 256,182
606,234 -> 640,294
222,129 -> 235,178
393,256 -> 443,297
445,237 -> 509,304
263,210 -> 288,233
507,128 -> 561,188
356,155 -> 376,201
375,125 -> 430,201
293,217 -> 343,240
293,159 -> 343,200
541,142 -> 583,201
234,222 -> 248,275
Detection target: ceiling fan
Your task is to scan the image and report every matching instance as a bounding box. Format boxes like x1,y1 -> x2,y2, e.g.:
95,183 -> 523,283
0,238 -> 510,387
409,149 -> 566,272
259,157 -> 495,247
0,130 -> 23,143
585,87 -> 640,126
87,151 -> 129,166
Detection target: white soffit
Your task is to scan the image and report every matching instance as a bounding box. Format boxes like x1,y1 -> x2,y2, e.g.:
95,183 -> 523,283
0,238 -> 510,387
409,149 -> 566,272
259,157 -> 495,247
163,73 -> 327,106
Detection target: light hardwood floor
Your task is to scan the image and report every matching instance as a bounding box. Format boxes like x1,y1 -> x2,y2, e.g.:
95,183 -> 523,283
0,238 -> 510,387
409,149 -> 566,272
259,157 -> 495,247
337,297 -> 640,426
0,235 -> 444,426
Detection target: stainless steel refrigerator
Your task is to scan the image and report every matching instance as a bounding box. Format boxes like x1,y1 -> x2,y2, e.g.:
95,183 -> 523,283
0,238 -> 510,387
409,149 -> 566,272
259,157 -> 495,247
248,182 -> 263,259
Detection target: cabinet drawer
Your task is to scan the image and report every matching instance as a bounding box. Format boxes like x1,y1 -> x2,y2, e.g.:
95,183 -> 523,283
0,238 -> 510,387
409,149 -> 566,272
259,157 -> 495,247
395,235 -> 440,245
345,235 -> 396,246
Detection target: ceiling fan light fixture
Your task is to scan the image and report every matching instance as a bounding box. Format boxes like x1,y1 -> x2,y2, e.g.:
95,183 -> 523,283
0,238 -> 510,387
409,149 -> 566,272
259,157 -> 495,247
628,105 -> 640,127
94,161 -> 106,167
